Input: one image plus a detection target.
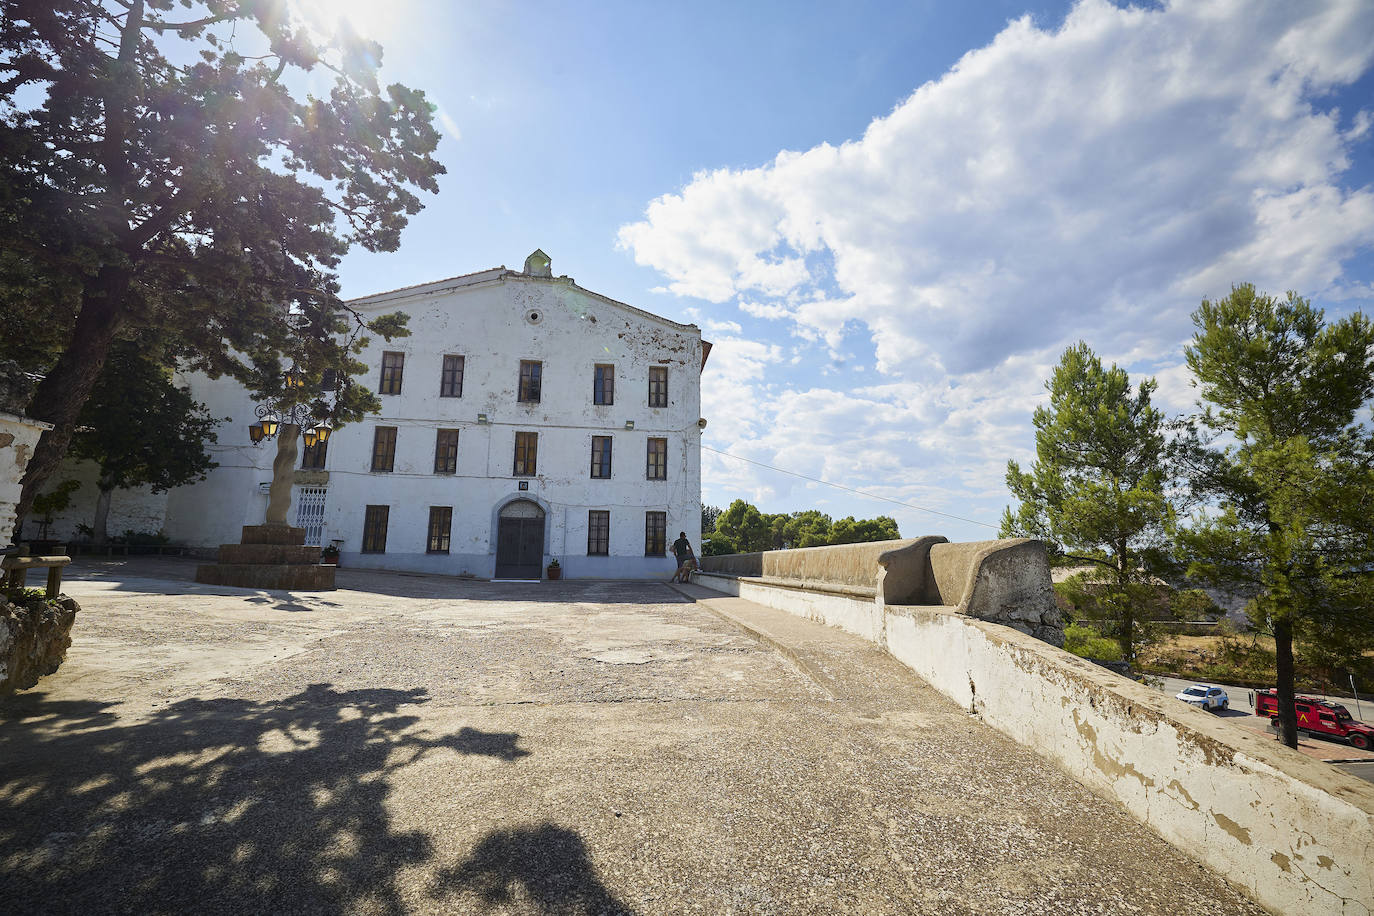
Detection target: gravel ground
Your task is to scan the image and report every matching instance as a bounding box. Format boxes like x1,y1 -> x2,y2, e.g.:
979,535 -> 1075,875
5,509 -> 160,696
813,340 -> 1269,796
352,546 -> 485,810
0,557 -> 1265,915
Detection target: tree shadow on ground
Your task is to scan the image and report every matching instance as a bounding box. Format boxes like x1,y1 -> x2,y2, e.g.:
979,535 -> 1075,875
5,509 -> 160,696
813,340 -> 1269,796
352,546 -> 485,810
0,683 -> 528,914
435,822 -> 637,915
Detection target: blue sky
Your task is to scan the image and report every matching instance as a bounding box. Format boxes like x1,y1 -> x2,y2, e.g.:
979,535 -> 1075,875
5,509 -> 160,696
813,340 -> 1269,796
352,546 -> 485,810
320,0 -> 1374,541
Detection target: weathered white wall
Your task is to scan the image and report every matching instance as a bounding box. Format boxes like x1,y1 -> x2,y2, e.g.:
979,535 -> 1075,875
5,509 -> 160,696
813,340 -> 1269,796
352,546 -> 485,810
693,574 -> 1374,916
0,412 -> 50,546
323,267 -> 703,577
694,571 -> 883,643
29,459 -> 169,542
86,257 -> 706,577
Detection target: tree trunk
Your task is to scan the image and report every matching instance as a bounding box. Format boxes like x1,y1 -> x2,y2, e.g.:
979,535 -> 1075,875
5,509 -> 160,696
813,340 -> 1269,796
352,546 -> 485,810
16,266 -> 131,522
1274,616 -> 1299,749
265,425 -> 299,526
1116,550 -> 1133,661
92,486 -> 113,545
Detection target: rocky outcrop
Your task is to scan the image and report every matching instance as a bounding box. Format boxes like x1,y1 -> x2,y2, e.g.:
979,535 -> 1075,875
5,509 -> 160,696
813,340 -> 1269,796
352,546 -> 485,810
0,592 -> 79,694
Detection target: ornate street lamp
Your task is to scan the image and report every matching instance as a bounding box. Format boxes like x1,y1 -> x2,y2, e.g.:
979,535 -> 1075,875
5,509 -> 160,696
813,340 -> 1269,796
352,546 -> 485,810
244,368 -> 338,529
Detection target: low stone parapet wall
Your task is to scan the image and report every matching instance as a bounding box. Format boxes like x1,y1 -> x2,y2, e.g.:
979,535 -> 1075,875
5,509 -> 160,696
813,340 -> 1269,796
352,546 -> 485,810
704,536 -> 1063,644
691,571 -> 1374,916
700,539 -> 921,593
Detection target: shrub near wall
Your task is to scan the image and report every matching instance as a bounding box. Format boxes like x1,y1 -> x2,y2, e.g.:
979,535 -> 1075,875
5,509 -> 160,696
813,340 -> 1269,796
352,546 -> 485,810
0,589 -> 79,695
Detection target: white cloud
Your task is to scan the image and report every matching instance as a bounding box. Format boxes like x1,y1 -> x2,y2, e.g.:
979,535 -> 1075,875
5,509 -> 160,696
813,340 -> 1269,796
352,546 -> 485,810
704,319 -> 743,334
628,0 -> 1374,536
621,0 -> 1374,375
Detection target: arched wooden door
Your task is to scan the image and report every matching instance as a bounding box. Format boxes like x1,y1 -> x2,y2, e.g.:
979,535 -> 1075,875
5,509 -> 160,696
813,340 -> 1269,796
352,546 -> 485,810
495,500 -> 545,579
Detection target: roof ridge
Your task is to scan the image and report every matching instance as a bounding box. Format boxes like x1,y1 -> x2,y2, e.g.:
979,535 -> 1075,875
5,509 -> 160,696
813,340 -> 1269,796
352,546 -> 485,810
345,266 -> 506,302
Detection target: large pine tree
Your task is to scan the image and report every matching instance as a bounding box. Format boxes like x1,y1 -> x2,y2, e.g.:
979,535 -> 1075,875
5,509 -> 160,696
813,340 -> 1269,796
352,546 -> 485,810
1175,284 -> 1374,749
1002,341 -> 1172,661
1,1 -> 443,521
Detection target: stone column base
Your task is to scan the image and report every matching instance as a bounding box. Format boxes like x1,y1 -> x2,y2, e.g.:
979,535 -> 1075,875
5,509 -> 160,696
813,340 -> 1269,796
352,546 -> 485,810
195,525 -> 336,591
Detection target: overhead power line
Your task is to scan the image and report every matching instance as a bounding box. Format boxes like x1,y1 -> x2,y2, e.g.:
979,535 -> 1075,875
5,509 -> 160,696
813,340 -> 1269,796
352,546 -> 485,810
701,444 -> 1001,531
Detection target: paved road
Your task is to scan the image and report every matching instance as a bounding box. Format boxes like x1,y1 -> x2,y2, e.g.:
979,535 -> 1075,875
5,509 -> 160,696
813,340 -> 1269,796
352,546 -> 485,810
1152,674 -> 1371,719
1148,675 -> 1374,783
0,558 -> 1264,915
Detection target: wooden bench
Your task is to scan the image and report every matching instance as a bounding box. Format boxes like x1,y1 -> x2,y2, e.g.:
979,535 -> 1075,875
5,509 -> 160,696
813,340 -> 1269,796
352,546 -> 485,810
1,554 -> 73,599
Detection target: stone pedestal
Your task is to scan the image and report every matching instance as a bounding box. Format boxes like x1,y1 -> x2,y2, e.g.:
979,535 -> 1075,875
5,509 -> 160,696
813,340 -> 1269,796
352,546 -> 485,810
195,524 -> 335,590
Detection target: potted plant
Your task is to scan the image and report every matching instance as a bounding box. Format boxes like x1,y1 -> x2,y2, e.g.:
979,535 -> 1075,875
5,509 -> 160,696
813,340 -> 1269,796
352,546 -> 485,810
546,558 -> 561,580
320,544 -> 340,566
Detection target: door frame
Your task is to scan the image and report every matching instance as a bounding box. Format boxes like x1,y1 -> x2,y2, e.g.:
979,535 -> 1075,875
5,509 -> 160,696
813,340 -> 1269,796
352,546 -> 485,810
491,495 -> 550,578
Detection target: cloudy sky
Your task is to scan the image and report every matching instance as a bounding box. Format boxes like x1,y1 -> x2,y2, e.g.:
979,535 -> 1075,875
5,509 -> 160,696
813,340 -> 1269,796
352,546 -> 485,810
326,0 -> 1374,541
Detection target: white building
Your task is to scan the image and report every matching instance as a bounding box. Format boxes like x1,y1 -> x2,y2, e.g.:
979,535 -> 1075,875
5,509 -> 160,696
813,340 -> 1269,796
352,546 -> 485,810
42,251 -> 711,579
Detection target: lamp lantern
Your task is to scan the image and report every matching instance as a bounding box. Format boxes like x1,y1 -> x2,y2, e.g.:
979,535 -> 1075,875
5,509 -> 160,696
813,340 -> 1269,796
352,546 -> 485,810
260,414 -> 280,438
284,367 -> 305,390
302,426 -> 319,448
249,423 -> 265,444
314,422 -> 333,443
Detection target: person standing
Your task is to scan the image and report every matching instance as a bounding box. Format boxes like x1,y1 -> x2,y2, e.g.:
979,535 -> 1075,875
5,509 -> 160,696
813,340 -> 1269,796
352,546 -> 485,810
670,531 -> 695,583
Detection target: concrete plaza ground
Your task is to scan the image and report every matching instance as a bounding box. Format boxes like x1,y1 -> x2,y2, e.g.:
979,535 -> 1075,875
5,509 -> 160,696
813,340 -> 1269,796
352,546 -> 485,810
0,558 -> 1264,915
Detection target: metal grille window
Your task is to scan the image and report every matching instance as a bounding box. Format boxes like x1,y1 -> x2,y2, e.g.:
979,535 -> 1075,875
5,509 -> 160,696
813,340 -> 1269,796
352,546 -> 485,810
588,510 -> 610,556
518,360 -> 542,403
590,436 -> 612,479
371,426 -> 397,472
645,511 -> 666,557
295,487 -> 327,547
593,364 -> 614,405
362,505 -> 389,553
440,354 -> 465,397
427,506 -> 452,554
379,351 -> 404,395
646,438 -> 667,480
513,431 -> 538,476
649,366 -> 668,408
301,440 -> 328,469
434,428 -> 459,474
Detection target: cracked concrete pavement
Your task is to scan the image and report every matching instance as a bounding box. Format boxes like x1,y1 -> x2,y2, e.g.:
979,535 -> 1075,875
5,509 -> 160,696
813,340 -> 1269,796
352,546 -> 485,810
0,557 -> 1265,915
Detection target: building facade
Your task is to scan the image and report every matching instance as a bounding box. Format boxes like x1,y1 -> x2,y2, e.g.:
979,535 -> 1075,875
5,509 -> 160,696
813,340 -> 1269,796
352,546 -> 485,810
41,252 -> 710,579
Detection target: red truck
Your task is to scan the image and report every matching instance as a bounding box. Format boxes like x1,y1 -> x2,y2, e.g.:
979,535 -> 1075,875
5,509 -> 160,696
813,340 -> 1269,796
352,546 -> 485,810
1252,689 -> 1373,750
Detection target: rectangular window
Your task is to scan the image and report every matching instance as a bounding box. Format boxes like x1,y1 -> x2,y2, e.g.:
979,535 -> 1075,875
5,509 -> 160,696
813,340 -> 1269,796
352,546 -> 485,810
518,360 -> 542,403
513,431 -> 538,476
301,440 -> 328,470
371,426 -> 397,472
440,354 -> 465,397
362,505 -> 389,553
434,428 -> 459,474
645,511 -> 667,557
593,364 -> 615,405
649,366 -> 668,408
379,351 -> 404,395
588,510 -> 610,556
427,506 -> 453,554
646,437 -> 667,480
590,436 -> 612,479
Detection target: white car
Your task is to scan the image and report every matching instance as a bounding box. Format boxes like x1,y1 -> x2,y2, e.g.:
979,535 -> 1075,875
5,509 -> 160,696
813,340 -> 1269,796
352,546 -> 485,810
1176,684 -> 1229,711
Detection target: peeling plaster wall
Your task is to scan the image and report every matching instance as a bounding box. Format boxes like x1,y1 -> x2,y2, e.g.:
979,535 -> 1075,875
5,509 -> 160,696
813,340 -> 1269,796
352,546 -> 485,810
693,572 -> 1374,916
884,607 -> 1374,916
0,412 -> 49,546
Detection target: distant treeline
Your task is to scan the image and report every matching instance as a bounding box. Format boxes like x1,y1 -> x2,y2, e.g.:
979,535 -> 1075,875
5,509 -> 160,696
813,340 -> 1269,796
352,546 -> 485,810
700,500 -> 900,556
